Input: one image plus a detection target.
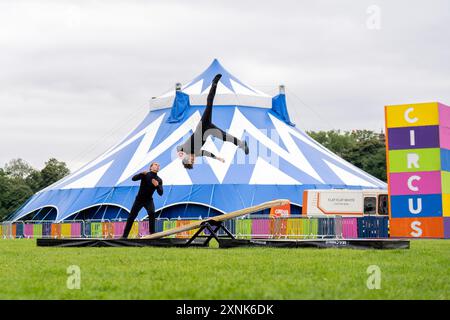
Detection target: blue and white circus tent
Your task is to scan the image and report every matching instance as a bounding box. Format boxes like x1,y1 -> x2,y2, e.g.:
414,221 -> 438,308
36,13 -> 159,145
10,59 -> 386,222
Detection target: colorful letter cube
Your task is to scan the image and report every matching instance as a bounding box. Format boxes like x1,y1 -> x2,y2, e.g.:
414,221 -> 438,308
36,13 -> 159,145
385,102 -> 449,238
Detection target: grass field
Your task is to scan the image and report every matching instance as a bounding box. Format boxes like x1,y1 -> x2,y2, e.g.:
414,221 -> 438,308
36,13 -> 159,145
0,239 -> 448,299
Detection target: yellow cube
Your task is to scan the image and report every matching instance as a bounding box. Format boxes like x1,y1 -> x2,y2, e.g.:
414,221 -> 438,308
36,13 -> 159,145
385,102 -> 439,128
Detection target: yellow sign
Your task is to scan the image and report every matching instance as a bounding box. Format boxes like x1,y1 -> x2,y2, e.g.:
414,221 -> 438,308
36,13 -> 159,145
385,102 -> 439,128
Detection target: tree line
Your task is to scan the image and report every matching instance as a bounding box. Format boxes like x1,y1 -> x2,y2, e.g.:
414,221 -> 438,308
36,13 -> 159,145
0,158 -> 70,221
307,129 -> 386,183
0,130 -> 386,221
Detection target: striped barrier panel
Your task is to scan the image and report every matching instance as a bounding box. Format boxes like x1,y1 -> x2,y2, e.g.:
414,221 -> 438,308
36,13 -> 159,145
155,219 -> 165,233
269,218 -> 287,238
215,219 -> 236,236
83,222 -> 91,238
2,224 -> 9,238
101,222 -> 114,238
224,219 -> 236,235
1,223 -> 10,239
11,224 -> 16,238
318,218 -> 335,238
252,219 -> 271,239
71,223 -> 82,238
42,223 -> 52,238
236,219 -> 252,239
357,218 -> 369,238
13,223 -> 21,238
128,221 -> 139,238
334,216 -> 343,238
286,219 -> 302,239
286,219 -> 301,239
60,223 -> 71,238
33,224 -> 43,238
175,220 -> 198,239
7,223 -> 13,238
163,221 -> 176,238
357,216 -> 389,238
90,222 -> 102,238
376,217 -> 389,238
51,224 -> 61,239
138,221 -> 149,237
342,218 -> 358,238
302,218 -> 319,239
16,223 -> 24,238
300,218 -> 312,239
113,222 -> 126,238
24,224 -> 34,238
284,218 -> 323,239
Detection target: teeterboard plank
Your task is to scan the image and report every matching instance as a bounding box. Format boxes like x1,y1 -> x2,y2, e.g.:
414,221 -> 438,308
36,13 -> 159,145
142,199 -> 290,240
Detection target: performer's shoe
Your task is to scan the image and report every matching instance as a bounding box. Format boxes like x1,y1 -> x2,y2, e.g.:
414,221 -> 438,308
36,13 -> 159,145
212,74 -> 222,84
244,141 -> 249,155
240,140 -> 249,155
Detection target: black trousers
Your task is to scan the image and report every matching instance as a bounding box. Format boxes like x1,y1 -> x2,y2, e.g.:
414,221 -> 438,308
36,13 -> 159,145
200,81 -> 243,148
122,198 -> 155,238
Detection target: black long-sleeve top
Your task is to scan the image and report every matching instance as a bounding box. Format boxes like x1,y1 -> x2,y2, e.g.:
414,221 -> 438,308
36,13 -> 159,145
176,74 -> 221,160
132,171 -> 163,202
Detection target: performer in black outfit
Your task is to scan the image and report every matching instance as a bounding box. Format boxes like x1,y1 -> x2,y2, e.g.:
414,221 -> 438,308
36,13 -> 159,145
177,74 -> 249,169
122,162 -> 163,238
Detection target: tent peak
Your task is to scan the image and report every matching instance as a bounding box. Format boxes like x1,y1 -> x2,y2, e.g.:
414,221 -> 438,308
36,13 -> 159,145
182,59 -> 262,96
151,60 -> 273,109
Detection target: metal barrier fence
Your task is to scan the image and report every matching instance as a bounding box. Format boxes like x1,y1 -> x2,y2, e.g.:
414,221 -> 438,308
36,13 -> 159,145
235,216 -> 341,239
0,216 -> 389,240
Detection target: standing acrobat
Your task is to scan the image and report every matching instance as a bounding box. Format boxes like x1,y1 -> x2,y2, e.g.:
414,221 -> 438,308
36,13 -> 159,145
122,162 -> 163,238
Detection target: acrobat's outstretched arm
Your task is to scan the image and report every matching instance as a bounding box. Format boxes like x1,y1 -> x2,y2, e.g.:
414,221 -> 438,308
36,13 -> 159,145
201,150 -> 225,162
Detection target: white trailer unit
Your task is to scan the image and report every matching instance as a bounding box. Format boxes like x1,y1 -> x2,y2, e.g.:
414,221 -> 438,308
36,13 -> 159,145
302,189 -> 388,217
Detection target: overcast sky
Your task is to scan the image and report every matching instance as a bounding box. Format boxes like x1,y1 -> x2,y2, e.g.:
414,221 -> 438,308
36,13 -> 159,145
1,0 -> 449,171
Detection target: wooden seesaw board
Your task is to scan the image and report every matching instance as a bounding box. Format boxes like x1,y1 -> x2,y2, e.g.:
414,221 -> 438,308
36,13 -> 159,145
142,199 -> 290,240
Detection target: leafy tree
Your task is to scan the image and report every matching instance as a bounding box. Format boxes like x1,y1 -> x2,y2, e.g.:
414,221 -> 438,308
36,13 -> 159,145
346,130 -> 386,181
307,130 -> 354,158
0,158 -> 70,220
24,170 -> 43,193
0,169 -> 9,219
0,168 -> 34,220
307,130 -> 386,182
39,158 -> 70,190
3,158 -> 36,179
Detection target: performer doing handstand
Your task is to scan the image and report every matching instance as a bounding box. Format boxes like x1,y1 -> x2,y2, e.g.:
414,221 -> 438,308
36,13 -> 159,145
177,74 -> 249,169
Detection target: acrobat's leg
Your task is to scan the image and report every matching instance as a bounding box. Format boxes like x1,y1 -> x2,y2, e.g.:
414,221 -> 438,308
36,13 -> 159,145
200,74 -> 222,125
145,201 -> 156,235
122,201 -> 144,238
207,125 -> 248,154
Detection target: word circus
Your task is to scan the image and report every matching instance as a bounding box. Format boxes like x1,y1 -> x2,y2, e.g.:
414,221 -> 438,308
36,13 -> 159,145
385,102 -> 449,238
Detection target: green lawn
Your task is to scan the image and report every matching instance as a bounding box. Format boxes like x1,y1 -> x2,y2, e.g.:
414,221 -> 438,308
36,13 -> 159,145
0,239 -> 448,299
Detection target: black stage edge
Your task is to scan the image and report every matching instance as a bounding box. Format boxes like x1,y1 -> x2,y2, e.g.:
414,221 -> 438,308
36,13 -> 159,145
218,238 -> 410,249
36,237 -> 207,248
36,237 -> 409,249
